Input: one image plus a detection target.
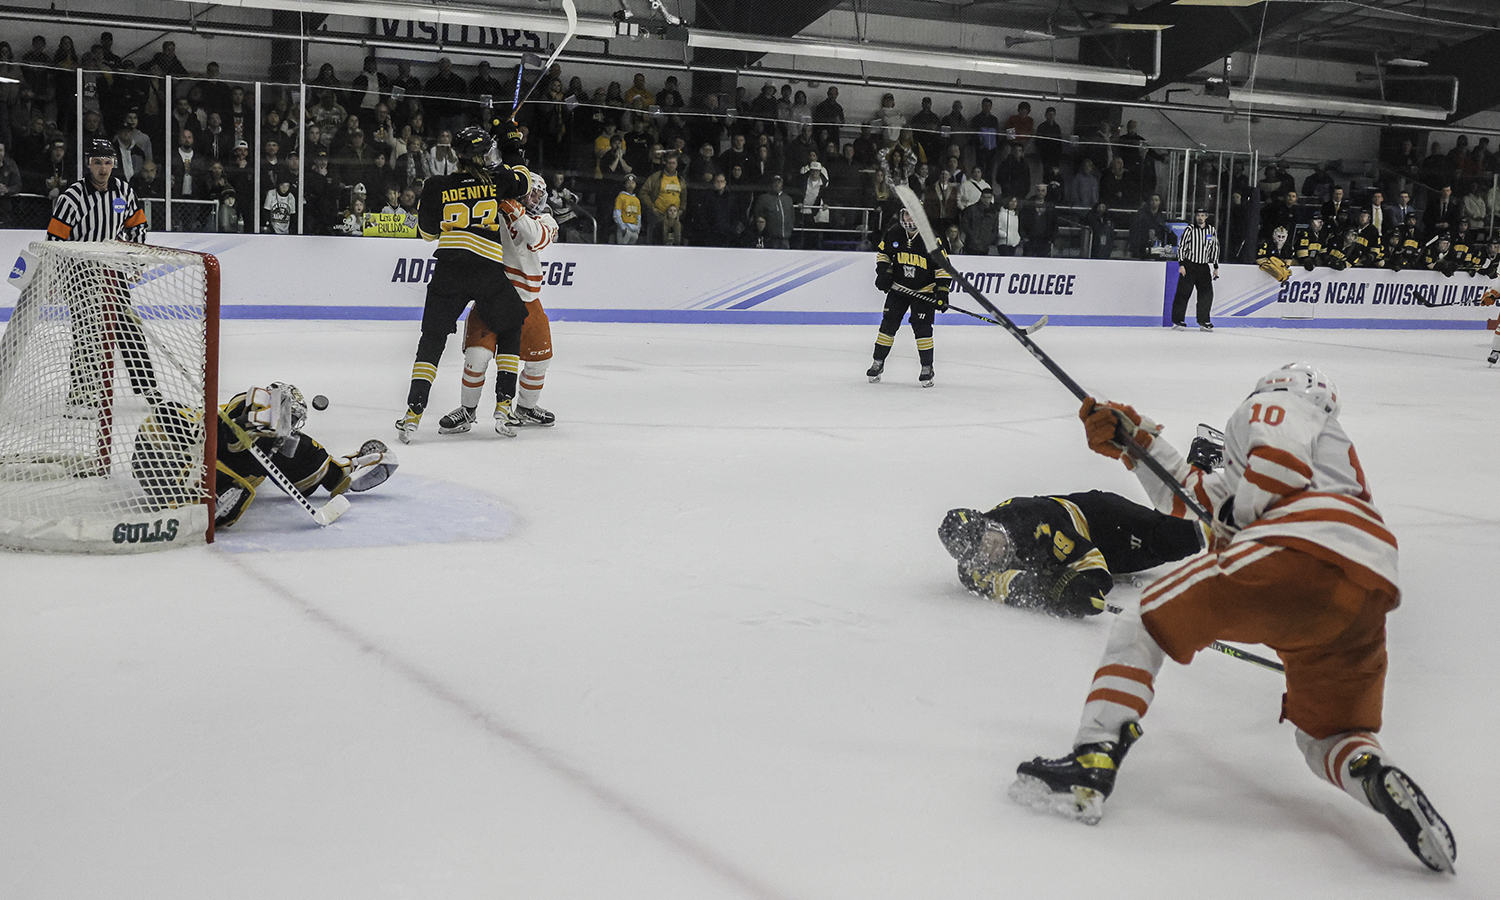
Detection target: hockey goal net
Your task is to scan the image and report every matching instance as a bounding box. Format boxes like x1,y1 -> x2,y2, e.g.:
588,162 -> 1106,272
0,241 -> 219,552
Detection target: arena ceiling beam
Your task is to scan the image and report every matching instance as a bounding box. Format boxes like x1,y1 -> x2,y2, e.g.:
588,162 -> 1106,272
1081,0 -> 1310,101
1421,31 -> 1500,122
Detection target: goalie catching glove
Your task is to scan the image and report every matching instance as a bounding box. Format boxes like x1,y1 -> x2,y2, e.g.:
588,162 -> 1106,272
338,439 -> 399,493
1080,398 -> 1161,471
1258,256 -> 1292,283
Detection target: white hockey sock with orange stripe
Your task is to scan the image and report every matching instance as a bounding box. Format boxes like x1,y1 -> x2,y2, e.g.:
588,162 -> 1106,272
519,359 -> 549,409
460,347 -> 493,410
1074,609 -> 1166,747
1296,729 -> 1385,810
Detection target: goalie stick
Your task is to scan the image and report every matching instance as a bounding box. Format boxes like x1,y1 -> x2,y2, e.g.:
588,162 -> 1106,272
893,184 -> 1213,525
218,408 -> 349,527
512,0 -> 578,117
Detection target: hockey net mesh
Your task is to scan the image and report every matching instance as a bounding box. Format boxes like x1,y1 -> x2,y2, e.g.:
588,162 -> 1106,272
0,241 -> 214,551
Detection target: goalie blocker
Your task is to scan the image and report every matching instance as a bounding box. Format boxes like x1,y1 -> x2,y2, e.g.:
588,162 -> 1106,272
216,384 -> 397,528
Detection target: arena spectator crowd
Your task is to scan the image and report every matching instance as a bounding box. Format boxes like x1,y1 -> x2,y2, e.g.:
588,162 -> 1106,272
1,28 -> 1497,277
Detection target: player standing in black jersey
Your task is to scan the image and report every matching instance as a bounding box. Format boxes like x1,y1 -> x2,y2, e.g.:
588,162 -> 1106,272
395,123 -> 533,442
865,209 -> 951,387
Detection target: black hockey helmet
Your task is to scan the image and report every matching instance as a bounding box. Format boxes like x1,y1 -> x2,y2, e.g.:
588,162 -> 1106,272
86,138 -> 117,161
452,125 -> 496,165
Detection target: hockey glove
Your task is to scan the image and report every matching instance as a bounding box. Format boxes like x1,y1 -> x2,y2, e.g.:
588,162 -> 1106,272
1080,398 -> 1161,470
339,439 -> 399,493
1481,288 -> 1500,306
875,269 -> 894,293
1301,258 -> 1316,272
1044,569 -> 1107,618
932,290 -> 950,311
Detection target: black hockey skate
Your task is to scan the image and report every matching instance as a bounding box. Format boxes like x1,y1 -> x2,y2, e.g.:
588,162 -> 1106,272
919,365 -> 935,388
1349,753 -> 1456,873
1009,722 -> 1142,825
437,406 -> 477,434
866,360 -> 884,383
1488,350 -> 1498,366
514,404 -> 556,427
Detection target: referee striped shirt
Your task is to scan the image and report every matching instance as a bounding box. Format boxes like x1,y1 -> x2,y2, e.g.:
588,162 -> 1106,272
47,175 -> 148,243
1177,223 -> 1219,266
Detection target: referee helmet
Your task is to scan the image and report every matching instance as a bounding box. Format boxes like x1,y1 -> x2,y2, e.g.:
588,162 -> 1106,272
86,138 -> 117,161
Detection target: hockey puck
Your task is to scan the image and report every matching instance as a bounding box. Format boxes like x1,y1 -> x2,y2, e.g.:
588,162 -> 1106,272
311,394 -> 329,411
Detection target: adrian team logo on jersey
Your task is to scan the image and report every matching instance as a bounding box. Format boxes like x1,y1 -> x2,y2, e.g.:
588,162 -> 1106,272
112,198 -> 128,214
112,518 -> 181,545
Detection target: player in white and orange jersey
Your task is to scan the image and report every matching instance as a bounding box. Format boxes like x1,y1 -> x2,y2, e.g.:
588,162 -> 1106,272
1009,363 -> 1456,874
437,171 -> 559,437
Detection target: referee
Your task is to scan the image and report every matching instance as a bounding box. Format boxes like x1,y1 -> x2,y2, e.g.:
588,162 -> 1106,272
1171,207 -> 1219,331
47,138 -> 158,408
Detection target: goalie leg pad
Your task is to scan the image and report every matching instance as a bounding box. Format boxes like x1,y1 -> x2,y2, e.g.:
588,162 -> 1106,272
214,461 -> 259,527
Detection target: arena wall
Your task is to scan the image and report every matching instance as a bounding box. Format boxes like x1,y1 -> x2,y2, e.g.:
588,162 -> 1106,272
0,231 -> 1489,329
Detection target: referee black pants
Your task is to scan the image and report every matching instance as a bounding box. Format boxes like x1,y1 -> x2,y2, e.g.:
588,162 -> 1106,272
1171,262 -> 1214,327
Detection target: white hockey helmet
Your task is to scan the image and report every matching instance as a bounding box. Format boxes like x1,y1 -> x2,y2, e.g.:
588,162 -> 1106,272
525,171 -> 548,212
1252,362 -> 1339,417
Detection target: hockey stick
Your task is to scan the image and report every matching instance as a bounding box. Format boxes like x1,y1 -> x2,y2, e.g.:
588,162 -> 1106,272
949,303 -> 1048,334
1102,600 -> 1285,673
512,0 -> 578,117
218,409 -> 349,526
893,184 -> 1213,525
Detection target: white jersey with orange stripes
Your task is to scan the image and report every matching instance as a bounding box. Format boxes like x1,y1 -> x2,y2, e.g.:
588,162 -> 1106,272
1133,392 -> 1399,600
496,199 -> 558,302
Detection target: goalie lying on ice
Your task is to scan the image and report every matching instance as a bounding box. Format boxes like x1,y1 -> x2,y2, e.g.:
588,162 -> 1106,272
215,384 -> 397,528
939,490 -> 1210,618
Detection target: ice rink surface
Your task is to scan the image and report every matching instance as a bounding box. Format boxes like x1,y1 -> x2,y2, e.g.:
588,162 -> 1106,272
2,319 -> 1497,899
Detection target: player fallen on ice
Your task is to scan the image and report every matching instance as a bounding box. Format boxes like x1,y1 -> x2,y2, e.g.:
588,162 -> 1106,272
938,484 -> 1215,619
1010,364 -> 1456,874
215,383 -> 397,528
437,170 -> 559,436
865,208 -> 951,388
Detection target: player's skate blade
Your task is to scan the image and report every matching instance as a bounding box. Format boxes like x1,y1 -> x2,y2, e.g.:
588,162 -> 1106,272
1355,756 -> 1456,874
919,365 -> 934,388
866,360 -> 884,383
1007,774 -> 1106,825
514,404 -> 555,426
438,406 -> 476,434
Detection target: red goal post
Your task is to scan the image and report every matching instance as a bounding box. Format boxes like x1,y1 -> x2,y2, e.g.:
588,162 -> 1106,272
0,240 -> 219,552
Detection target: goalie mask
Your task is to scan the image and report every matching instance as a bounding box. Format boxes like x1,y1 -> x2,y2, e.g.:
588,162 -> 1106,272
267,382 -> 307,436
1252,362 -> 1340,418
939,509 -> 1016,569
1273,226 -> 1288,246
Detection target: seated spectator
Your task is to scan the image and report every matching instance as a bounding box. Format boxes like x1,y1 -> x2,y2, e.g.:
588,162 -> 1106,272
335,196 -> 367,236
130,160 -> 163,201
379,186 -> 403,215
1127,194 -> 1171,260
614,173 -> 642,244
959,187 -> 999,255
656,204 -> 684,246
741,214 -> 774,248
944,223 -> 965,256
1084,201 -> 1114,259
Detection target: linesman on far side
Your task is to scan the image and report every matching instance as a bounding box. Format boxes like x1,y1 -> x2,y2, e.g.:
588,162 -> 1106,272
866,209 -> 952,388
1170,207 -> 1219,332
46,138 -> 158,409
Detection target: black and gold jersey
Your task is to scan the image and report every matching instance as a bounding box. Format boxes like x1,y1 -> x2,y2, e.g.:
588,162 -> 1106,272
217,392 -> 349,498
875,225 -> 952,300
416,165 -> 529,267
